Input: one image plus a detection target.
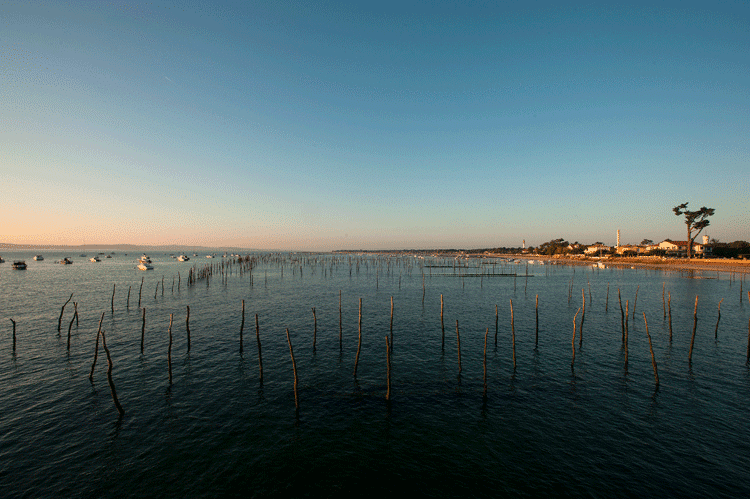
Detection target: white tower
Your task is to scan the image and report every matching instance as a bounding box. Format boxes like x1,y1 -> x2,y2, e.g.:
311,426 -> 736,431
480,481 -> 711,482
522,239 -> 526,249
617,229 -> 620,248
702,235 -> 709,245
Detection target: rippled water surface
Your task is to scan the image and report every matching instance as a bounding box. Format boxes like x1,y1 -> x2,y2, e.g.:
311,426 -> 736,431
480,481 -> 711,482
1,251 -> 749,497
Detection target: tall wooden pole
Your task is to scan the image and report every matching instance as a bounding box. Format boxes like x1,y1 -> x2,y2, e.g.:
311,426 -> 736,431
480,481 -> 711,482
58,293 -> 73,333
185,305 -> 191,352
141,307 -> 146,354
101,331 -> 125,417
688,295 -> 698,363
286,328 -> 299,410
10,319 -> 16,352
88,312 -> 105,380
714,298 -> 723,338
510,299 -> 516,371
643,312 -> 659,387
455,319 -> 462,374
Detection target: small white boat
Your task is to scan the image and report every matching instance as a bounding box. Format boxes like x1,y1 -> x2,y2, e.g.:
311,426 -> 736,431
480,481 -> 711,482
140,255 -> 152,263
13,260 -> 27,269
33,255 -> 44,261
177,255 -> 190,262
206,255 -> 214,258
90,256 -> 101,262
0,256 -> 4,263
137,258 -> 154,270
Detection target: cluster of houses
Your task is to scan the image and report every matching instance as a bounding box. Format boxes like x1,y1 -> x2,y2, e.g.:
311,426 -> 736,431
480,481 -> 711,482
580,237 -> 713,257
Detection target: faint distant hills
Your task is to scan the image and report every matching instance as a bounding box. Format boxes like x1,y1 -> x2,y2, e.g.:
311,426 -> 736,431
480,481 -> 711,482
0,243 -> 258,252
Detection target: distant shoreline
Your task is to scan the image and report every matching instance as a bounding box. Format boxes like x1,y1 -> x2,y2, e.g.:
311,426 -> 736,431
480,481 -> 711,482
501,254 -> 750,275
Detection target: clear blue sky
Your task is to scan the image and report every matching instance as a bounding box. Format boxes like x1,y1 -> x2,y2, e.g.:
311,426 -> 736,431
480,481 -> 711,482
2,0 -> 748,250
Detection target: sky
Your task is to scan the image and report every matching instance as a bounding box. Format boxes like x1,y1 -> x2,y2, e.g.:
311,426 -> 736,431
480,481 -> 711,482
2,0 -> 748,250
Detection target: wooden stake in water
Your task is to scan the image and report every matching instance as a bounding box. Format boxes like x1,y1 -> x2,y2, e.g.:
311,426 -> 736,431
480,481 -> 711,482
714,298 -> 724,339
456,319 -> 462,374
354,298 -> 362,377
632,285 -> 640,319
185,305 -> 191,353
67,302 -> 77,350
101,331 -> 125,417
167,313 -> 173,384
571,307 -> 581,370
625,300 -> 629,365
689,295 -> 698,363
111,284 -> 115,313
662,283 -> 666,318
389,296 -> 394,350
510,299 -> 516,371
138,277 -> 143,308
495,304 -> 499,347
240,300 -> 245,354
89,313 -> 105,381
618,288 -> 624,342
58,293 -> 73,333
126,285 -> 131,309
579,289 -> 585,348
643,312 -> 659,387
668,291 -> 673,341
10,318 -> 16,352
441,294 -> 445,350
255,314 -> 263,381
286,328 -> 299,410
311,307 -> 316,352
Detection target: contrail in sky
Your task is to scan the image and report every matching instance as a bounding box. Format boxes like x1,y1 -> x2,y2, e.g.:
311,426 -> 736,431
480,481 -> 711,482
164,76 -> 175,84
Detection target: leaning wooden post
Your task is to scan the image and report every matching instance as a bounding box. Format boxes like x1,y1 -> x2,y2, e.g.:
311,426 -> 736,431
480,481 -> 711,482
154,281 -> 159,300
354,298 -> 362,377
140,307 -> 146,353
67,302 -> 77,350
240,300 -> 245,354
714,299 -> 724,339
579,289 -> 585,348
643,312 -> 659,387
385,335 -> 391,401
111,284 -> 116,313
483,327 -> 489,395
572,307 -> 581,370
311,307 -> 316,352
510,299 -> 516,370
441,294 -> 445,350
88,312 -> 105,380
662,283 -> 666,318
57,293 -> 73,333
632,285 -> 640,319
606,284 -> 609,312
286,328 -> 299,410
185,306 -> 191,352
625,300 -> 629,365
10,319 -> 16,352
138,277 -> 143,308
100,331 -> 125,417
668,292 -> 673,341
618,289 -> 624,342
126,285 -> 131,309
688,295 -> 698,363
455,320 -> 462,374
167,313 -> 173,384
74,302 -> 78,327
255,314 -> 263,381
535,294 -> 539,347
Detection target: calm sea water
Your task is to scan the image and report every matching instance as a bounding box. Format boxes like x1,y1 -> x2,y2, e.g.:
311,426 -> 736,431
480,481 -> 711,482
1,251 -> 749,498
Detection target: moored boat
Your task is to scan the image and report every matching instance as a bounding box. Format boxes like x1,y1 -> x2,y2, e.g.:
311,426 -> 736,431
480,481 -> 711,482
12,260 -> 27,270
177,255 -> 190,262
90,256 -> 101,262
59,258 -> 73,265
33,255 -> 44,261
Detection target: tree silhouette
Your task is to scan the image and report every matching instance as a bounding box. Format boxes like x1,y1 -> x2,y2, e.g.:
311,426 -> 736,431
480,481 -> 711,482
673,202 -> 715,259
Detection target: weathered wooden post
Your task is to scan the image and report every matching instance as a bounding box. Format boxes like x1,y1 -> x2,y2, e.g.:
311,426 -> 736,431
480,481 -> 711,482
688,295 -> 698,363
9,319 -> 16,352
571,307 -> 581,370
138,277 -> 144,308
618,289 -> 624,342
643,312 -> 659,387
455,319 -> 462,374
239,300 -> 245,354
510,299 -> 516,370
668,292 -> 673,341
535,294 -> 539,347
167,313 -> 173,384
311,307 -> 316,352
57,293 -> 73,333
89,313 -> 105,381
714,298 -> 724,338
606,284 -> 610,312
141,307 -> 146,354
111,284 -> 115,313
286,328 -> 299,409
185,305 -> 191,352
126,285 -> 131,309
255,314 -> 263,381
579,289 -> 585,348
67,302 -> 77,350
101,331 -> 125,417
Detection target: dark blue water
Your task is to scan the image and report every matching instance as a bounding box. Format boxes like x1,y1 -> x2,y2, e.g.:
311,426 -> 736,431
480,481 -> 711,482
1,252 -> 749,497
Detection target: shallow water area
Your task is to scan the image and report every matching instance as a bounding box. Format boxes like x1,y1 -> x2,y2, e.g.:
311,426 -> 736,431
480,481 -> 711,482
1,251 -> 749,497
